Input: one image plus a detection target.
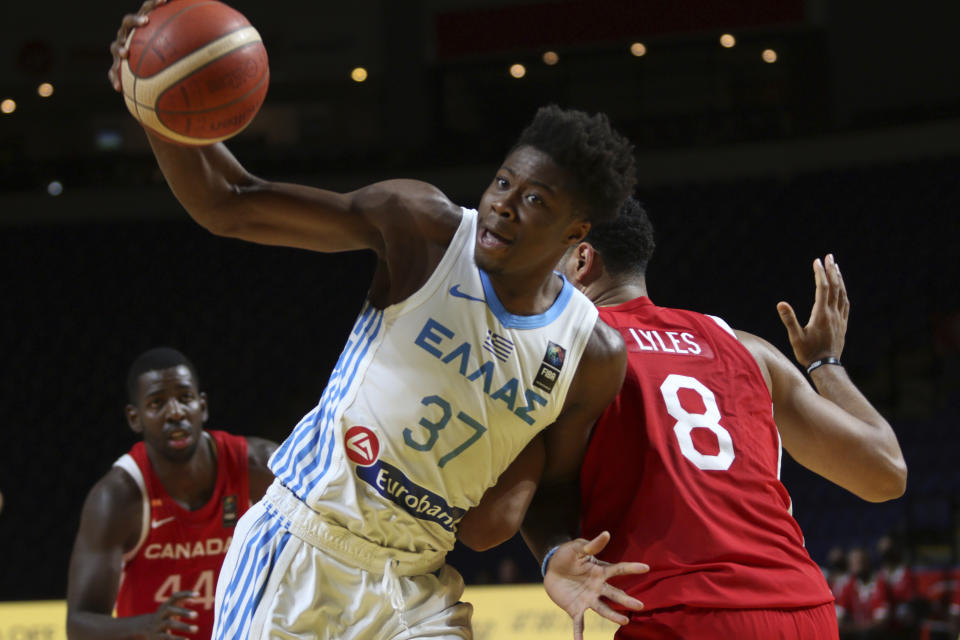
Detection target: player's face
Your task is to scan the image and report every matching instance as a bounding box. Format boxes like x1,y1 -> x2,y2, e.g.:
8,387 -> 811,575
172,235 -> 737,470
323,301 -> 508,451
127,365 -> 208,463
475,146 -> 590,277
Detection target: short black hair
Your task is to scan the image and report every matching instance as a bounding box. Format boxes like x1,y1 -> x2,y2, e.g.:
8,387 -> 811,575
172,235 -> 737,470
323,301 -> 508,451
126,347 -> 199,403
585,197 -> 655,275
512,105 -> 636,224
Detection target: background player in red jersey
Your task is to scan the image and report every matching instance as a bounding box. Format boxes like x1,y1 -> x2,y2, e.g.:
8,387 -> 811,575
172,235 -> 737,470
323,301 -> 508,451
524,198 -> 907,639
66,347 -> 277,640
836,547 -> 893,638
875,534 -> 918,633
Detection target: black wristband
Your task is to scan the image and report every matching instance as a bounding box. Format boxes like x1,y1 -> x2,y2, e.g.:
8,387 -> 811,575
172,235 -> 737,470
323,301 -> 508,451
806,356 -> 842,374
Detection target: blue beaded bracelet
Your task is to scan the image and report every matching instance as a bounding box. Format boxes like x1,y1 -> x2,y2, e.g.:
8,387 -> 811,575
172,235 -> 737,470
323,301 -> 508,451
541,545 -> 561,577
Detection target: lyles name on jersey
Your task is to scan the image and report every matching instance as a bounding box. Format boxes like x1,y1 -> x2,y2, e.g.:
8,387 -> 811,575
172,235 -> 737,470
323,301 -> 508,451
623,327 -> 714,358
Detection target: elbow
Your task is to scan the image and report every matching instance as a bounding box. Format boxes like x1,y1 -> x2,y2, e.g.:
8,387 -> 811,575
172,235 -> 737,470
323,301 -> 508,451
192,194 -> 246,238
457,527 -> 512,552
459,536 -> 497,553
457,520 -> 517,552
183,179 -> 260,239
65,609 -> 85,640
862,458 -> 908,503
201,211 -> 246,239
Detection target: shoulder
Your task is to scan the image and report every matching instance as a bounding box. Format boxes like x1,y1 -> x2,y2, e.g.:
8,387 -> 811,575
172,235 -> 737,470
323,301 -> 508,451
733,329 -> 771,369
569,319 -> 627,406
88,465 -> 143,514
734,329 -> 805,396
585,317 -> 627,366
244,436 -> 279,502
244,436 -> 278,469
78,466 -> 144,545
356,179 -> 463,245
537,321 -> 626,482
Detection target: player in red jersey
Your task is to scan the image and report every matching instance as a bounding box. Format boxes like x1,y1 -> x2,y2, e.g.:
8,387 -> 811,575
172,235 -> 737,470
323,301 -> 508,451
836,547 -> 892,637
875,534 -> 917,631
67,347 -> 277,640
523,198 -> 907,639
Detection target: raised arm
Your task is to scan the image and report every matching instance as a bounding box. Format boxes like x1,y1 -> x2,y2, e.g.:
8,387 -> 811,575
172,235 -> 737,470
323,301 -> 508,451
108,2 -> 460,260
66,469 -> 198,640
739,253 -> 907,502
140,134 -> 458,255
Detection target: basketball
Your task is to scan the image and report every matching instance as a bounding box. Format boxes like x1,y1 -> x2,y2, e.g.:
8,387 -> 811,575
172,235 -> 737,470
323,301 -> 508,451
120,0 -> 269,146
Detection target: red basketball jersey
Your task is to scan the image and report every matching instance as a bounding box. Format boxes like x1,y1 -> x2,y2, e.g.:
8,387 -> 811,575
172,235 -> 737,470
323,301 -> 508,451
580,297 -> 832,611
836,575 -> 891,624
115,430 -> 250,638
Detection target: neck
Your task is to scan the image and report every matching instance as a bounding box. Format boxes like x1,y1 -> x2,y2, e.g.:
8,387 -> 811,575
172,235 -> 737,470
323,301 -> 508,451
484,268 -> 564,316
587,274 -> 648,307
147,436 -> 218,510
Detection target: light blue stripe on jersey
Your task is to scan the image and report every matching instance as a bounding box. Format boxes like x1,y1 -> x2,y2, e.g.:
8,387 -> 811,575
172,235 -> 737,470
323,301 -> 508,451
301,309 -> 384,497
269,406 -> 319,471
213,506 -> 291,640
479,269 -> 575,329
269,303 -> 375,481
271,302 -> 384,499
288,306 -> 382,496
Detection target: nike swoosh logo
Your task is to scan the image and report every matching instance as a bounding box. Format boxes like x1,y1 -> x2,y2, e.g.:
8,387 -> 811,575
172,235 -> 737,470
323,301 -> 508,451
151,516 -> 176,529
449,284 -> 485,303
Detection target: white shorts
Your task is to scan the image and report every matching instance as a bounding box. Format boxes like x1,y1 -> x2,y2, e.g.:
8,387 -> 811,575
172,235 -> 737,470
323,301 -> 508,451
213,480 -> 472,640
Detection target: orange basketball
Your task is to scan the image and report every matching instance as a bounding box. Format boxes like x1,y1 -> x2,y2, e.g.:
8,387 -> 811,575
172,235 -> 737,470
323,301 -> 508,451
120,0 -> 269,146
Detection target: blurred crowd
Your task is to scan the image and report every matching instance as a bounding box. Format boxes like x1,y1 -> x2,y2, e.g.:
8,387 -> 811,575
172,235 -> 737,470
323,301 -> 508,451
821,535 -> 960,640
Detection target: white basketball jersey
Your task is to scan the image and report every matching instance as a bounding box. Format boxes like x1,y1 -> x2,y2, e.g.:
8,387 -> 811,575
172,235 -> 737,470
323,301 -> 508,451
269,208 -> 599,553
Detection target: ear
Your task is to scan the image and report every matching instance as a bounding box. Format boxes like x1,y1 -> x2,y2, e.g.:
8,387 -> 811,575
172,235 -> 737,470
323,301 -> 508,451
199,391 -> 209,423
126,404 -> 142,434
565,220 -> 591,245
567,242 -> 602,287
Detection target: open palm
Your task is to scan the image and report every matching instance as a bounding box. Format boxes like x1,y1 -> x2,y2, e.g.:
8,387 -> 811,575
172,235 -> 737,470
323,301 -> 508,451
543,531 -> 649,640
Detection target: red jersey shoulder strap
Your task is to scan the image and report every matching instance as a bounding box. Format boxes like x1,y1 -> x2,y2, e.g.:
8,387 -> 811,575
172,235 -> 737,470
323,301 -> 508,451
207,430 -> 251,514
112,450 -> 150,562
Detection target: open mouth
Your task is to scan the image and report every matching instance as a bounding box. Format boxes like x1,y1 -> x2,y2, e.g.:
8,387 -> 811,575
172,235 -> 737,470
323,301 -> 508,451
480,228 -> 512,249
166,428 -> 194,450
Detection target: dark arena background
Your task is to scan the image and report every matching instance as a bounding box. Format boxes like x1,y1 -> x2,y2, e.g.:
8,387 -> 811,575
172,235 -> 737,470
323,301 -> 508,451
1,1 -> 958,638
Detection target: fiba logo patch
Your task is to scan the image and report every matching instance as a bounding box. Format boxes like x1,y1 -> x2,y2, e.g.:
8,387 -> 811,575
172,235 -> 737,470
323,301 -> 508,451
544,342 -> 566,369
534,341 -> 567,393
344,426 -> 380,466
222,494 -> 239,528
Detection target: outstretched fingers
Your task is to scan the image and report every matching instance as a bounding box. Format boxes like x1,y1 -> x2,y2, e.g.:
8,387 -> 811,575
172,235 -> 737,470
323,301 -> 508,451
580,530 -> 611,556
572,613 -> 585,640
777,301 -> 803,344
591,599 -> 631,626
602,582 -> 645,612
605,561 -> 650,577
812,257 -> 828,317
825,254 -> 841,308
836,262 -> 850,321
164,617 -> 199,635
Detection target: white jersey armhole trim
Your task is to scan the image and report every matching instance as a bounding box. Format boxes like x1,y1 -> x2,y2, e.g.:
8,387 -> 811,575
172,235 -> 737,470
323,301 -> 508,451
551,305 -> 600,410
383,207 -> 476,318
707,314 -> 738,339
113,453 -> 149,563
776,424 -> 783,480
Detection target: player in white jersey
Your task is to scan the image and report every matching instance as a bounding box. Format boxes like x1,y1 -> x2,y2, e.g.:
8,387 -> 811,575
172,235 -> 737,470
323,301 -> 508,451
108,6 -> 647,636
